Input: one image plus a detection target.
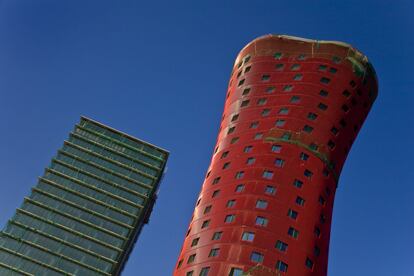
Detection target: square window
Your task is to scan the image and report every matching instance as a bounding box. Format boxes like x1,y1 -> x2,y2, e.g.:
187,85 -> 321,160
276,260 -> 288,272
244,55 -> 251,63
250,121 -> 259,129
221,151 -> 229,159
342,90 -> 351,98
209,248 -> 220,257
235,171 -> 244,179
212,177 -> 221,184
230,137 -> 239,144
293,74 -> 303,81
283,85 -> 293,92
275,63 -> 284,70
235,184 -> 245,193
278,107 -> 289,115
224,214 -> 235,223
287,209 -> 298,220
242,231 -> 255,241
293,179 -> 303,188
261,109 -> 271,117
275,158 -> 285,167
290,96 -> 300,103
307,112 -> 318,121
309,143 -> 318,151
231,114 -> 239,122
227,127 -> 235,134
288,227 -> 299,238
212,231 -> 222,240
238,79 -> 245,86
254,133 -> 263,140
187,254 -> 196,264
257,98 -> 267,105
200,267 -> 210,276
296,196 -> 305,206
262,74 -> 270,81
265,185 -> 276,195
242,88 -> 251,96
318,64 -> 328,71
319,89 -> 329,97
281,132 -> 291,140
275,119 -> 286,127
191,238 -> 200,247
275,240 -> 288,252
318,103 -> 328,111
243,145 -> 253,153
256,199 -> 268,209
212,190 -> 220,198
201,220 -> 210,229
204,205 -> 212,214
271,144 -> 282,153
222,162 -> 230,169
241,100 -> 250,107
245,66 -> 251,73
226,199 -> 236,208
303,125 -> 313,133
300,152 -> 309,161
290,64 -> 300,71
229,268 -> 244,276
250,252 -> 264,263
237,71 -> 242,78
246,157 -> 256,165
274,52 -> 283,59
304,169 -> 313,179
262,170 -> 274,179
266,86 -> 275,93
186,271 -> 193,276
305,258 -> 314,270
255,216 -> 268,226
329,67 -> 337,74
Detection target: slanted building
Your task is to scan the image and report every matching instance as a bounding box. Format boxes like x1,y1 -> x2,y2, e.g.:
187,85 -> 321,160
0,116 -> 168,276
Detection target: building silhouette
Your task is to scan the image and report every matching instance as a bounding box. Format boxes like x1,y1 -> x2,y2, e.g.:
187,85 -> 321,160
174,35 -> 377,276
0,117 -> 168,276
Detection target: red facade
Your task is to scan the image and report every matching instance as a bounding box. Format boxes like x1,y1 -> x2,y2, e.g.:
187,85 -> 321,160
175,35 -> 378,276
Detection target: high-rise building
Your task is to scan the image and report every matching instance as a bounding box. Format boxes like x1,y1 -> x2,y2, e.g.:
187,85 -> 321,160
0,117 -> 169,276
175,35 -> 377,276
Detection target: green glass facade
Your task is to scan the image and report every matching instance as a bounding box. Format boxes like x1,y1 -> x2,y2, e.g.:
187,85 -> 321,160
0,117 -> 169,276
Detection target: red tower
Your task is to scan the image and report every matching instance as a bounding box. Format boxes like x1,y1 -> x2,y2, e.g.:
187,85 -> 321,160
174,35 -> 378,276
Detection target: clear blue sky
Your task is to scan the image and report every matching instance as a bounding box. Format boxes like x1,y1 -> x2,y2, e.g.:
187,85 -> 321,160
0,1 -> 412,275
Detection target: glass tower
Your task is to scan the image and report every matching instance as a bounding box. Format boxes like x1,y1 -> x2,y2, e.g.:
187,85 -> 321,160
0,117 -> 168,276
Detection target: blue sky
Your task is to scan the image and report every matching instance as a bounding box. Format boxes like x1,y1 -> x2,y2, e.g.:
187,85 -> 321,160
0,1 -> 412,275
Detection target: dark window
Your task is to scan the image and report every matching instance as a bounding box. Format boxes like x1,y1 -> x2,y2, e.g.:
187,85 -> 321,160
278,107 -> 289,115
291,64 -> 300,71
240,100 -> 250,107
221,151 -> 229,159
200,267 -> 210,276
303,125 -> 313,133
290,95 -> 301,103
318,64 -> 328,71
246,157 -> 255,165
231,114 -> 239,122
212,231 -> 222,240
262,74 -> 270,81
275,119 -> 286,127
254,132 -> 263,140
307,112 -> 318,121
318,103 -> 328,111
244,55 -> 251,64
262,170 -> 274,179
245,66 -> 251,73
329,67 -> 337,74
230,137 -> 239,144
212,177 -> 221,184
319,90 -> 329,97
235,171 -> 244,179
304,169 -> 313,179
328,140 -> 335,149
287,209 -> 298,220
201,220 -> 210,229
226,199 -> 236,208
274,52 -> 283,59
340,119 -> 347,128
191,238 -> 200,247
266,86 -> 275,93
275,158 -> 285,167
242,88 -> 251,96
208,248 -> 220,257
261,109 -> 271,117
342,104 -> 350,112
342,90 -> 351,98
300,152 -> 309,161
305,258 -> 314,270
288,227 -> 299,238
250,252 -> 264,263
293,74 -> 303,81
229,268 -> 244,276
275,63 -> 284,70
204,205 -> 212,214
293,179 -> 303,188
250,121 -> 259,129
257,98 -> 267,105
276,260 -> 288,272
222,162 -> 230,169
244,145 -> 253,153
212,190 -> 220,198
296,196 -> 305,206
238,79 -> 245,86
297,54 -> 306,60
314,246 -> 320,256
187,254 -> 196,264
350,80 -> 356,87
332,56 -> 341,64
283,85 -> 293,92
275,240 -> 288,252
331,127 -> 339,135
314,227 -> 321,237
186,271 -> 193,276
319,196 -> 326,206
177,259 -> 183,268
227,127 -> 235,134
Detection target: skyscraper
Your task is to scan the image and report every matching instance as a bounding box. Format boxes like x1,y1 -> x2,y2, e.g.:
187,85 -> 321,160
175,35 -> 377,276
0,117 -> 168,276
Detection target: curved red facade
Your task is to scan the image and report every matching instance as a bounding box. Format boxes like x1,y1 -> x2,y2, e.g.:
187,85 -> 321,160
174,35 -> 378,276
